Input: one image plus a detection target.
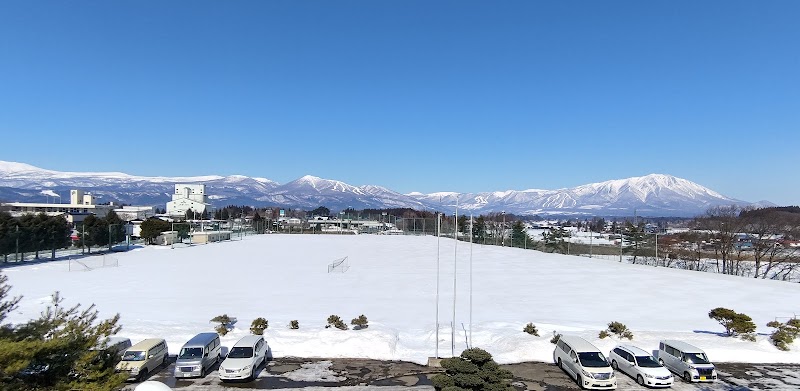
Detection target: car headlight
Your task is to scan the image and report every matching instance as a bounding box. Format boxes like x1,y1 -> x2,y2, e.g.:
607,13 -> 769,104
688,365 -> 696,369
645,373 -> 653,378
242,365 -> 251,371
130,367 -> 139,374
581,369 -> 595,379
193,365 -> 202,371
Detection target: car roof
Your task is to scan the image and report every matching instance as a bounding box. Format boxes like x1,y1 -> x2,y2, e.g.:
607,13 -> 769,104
233,335 -> 263,347
559,335 -> 601,352
661,339 -> 705,353
616,344 -> 652,356
128,338 -> 165,351
183,332 -> 219,347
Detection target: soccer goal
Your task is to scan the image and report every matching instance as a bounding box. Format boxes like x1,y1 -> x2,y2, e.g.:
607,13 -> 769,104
328,256 -> 350,273
68,254 -> 119,272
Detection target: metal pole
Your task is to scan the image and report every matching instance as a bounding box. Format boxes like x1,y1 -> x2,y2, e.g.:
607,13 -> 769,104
655,233 -> 658,266
590,225 -> 593,258
452,203 -> 458,357
15,225 -> 19,262
469,213 -> 473,348
619,228 -> 623,262
435,213 -> 441,359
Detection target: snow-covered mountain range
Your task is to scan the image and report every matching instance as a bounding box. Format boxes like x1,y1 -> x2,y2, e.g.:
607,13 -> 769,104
0,161 -> 766,217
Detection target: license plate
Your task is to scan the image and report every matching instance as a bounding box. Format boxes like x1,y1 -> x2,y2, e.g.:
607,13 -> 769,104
700,376 -> 706,380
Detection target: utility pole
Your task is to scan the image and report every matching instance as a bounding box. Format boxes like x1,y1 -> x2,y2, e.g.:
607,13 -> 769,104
15,225 -> 19,262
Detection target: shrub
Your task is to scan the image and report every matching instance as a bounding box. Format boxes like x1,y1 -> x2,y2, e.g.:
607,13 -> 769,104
290,320 -> 299,329
211,314 -> 237,335
741,333 -> 757,342
351,314 -> 368,330
767,319 -> 800,351
708,307 -> 756,337
523,323 -> 539,336
600,321 -> 633,340
550,333 -> 561,344
326,314 -> 348,330
250,317 -> 268,335
432,348 -> 512,391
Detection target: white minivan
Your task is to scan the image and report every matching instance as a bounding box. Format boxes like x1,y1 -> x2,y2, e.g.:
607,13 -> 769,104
608,344 -> 673,388
553,335 -> 617,390
218,335 -> 269,382
658,340 -> 716,383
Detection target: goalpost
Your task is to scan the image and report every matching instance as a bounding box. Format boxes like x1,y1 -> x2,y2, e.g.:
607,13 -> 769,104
328,256 -> 350,273
68,254 -> 120,272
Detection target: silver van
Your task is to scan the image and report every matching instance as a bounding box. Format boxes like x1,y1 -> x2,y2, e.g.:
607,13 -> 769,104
658,340 -> 716,383
174,332 -> 222,378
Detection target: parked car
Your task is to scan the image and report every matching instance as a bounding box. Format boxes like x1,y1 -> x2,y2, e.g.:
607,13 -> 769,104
115,338 -> 169,382
658,340 -> 716,383
218,335 -> 268,382
174,332 -> 221,378
553,335 -> 617,389
608,344 -> 673,387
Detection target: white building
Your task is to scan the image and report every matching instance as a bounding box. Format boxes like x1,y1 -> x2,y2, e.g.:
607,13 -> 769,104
1,189 -> 114,224
166,184 -> 211,217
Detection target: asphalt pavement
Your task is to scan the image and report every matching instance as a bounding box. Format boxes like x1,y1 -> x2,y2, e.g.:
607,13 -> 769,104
121,356 -> 800,391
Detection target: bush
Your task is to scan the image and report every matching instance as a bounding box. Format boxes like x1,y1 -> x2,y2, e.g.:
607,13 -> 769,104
767,319 -> 800,351
709,307 -> 756,337
326,315 -> 348,330
250,317 -> 268,335
211,314 -> 237,335
351,314 -> 368,330
600,321 -> 633,340
290,320 -> 299,329
741,333 -> 757,342
523,323 -> 539,336
433,348 -> 511,391
550,333 -> 561,344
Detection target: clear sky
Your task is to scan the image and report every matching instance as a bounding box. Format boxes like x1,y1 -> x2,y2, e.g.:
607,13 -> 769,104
1,1 -> 798,205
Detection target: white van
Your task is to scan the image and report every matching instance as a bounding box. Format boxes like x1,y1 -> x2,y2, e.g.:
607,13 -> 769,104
658,340 -> 716,383
553,335 -> 617,389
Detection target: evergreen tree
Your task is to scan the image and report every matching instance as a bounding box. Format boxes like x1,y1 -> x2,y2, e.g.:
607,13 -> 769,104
623,221 -> 647,262
104,211 -> 125,247
542,226 -> 569,254
472,216 -> 486,243
510,221 -> 530,248
0,273 -> 127,390
139,218 -> 171,245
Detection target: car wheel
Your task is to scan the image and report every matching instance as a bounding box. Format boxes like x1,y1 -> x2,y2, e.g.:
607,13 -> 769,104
138,368 -> 149,382
684,372 -> 692,382
637,374 -> 645,386
200,366 -> 205,378
162,354 -> 168,367
557,358 -> 562,369
611,360 -> 618,370
577,374 -> 585,389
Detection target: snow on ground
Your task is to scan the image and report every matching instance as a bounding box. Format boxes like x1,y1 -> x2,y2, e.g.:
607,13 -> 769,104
3,234 -> 800,365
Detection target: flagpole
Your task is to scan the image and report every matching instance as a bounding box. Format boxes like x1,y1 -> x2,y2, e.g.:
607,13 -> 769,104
435,213 -> 441,359
469,213 -> 473,348
452,200 -> 458,356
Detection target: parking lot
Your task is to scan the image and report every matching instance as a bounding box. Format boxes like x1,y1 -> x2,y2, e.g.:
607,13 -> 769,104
121,356 -> 800,390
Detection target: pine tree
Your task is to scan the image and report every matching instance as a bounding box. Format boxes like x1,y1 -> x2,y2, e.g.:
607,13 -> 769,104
0,273 -> 126,390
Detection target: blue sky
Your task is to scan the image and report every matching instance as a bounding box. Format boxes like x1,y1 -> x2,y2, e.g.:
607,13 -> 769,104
1,1 -> 798,205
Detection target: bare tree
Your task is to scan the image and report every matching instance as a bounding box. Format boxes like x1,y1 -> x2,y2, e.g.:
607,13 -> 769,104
695,205 -> 748,275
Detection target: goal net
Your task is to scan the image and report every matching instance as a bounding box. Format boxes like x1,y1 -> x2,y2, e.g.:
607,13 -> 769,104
328,256 -> 349,273
69,254 -> 120,272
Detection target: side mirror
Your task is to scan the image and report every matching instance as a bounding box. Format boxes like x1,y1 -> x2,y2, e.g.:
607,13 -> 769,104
148,354 -> 154,359
574,358 -> 578,363
204,353 -> 208,357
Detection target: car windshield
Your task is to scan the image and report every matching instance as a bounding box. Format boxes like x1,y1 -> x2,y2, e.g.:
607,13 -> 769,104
179,347 -> 203,359
227,347 -> 253,358
121,351 -> 145,361
683,352 -> 710,364
577,352 -> 608,368
635,356 -> 662,368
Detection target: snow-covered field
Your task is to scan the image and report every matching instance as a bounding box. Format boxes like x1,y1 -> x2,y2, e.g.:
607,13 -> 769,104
3,234 -> 800,365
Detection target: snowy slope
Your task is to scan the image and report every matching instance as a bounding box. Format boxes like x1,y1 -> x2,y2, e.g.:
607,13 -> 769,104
3,235 -> 799,365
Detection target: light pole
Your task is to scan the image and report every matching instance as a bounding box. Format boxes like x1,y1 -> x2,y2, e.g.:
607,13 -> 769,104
501,212 -> 506,247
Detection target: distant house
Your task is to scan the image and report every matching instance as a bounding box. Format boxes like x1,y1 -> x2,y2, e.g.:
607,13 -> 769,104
1,189 -> 114,224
